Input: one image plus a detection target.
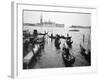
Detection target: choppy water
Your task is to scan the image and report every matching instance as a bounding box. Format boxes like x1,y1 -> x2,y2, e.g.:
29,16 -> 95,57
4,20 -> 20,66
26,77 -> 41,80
23,26 -> 91,68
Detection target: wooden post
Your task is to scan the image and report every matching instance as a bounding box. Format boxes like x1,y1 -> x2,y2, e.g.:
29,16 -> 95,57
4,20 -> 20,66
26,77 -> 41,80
83,34 -> 85,43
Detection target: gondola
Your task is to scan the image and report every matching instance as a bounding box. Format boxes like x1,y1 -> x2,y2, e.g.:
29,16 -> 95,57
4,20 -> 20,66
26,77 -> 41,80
66,40 -> 73,48
38,32 -> 48,35
80,44 -> 87,56
80,44 -> 91,64
69,29 -> 79,32
36,36 -> 45,49
26,37 -> 45,69
54,36 -> 61,49
55,42 -> 61,49
49,35 -> 56,39
85,51 -> 91,65
65,34 -> 73,48
62,47 -> 75,66
59,36 -> 66,39
59,35 -> 72,40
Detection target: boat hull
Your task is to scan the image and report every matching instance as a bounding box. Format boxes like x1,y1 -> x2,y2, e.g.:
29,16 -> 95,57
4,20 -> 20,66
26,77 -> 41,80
62,52 -> 75,67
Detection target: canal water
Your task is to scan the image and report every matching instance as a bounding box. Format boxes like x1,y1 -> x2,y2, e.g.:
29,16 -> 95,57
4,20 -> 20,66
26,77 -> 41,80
33,38 -> 65,68
24,26 -> 91,68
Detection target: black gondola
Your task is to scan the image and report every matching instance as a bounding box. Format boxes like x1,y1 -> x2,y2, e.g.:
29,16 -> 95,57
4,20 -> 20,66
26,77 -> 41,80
80,44 -> 91,65
85,51 -> 91,65
49,35 -> 56,39
64,33 -> 73,48
59,35 -> 67,39
54,35 -> 61,49
62,47 -> 75,66
66,40 -> 73,48
80,44 -> 86,56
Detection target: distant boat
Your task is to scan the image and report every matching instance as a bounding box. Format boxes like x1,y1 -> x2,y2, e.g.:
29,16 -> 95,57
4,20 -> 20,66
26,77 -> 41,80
69,25 -> 91,29
69,29 -> 79,32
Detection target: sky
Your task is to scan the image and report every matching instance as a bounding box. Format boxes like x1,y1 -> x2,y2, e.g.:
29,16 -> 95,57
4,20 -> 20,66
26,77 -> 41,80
23,10 -> 91,27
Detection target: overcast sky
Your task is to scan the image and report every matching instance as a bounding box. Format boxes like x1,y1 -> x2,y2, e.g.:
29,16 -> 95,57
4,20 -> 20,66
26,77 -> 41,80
23,10 -> 91,27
